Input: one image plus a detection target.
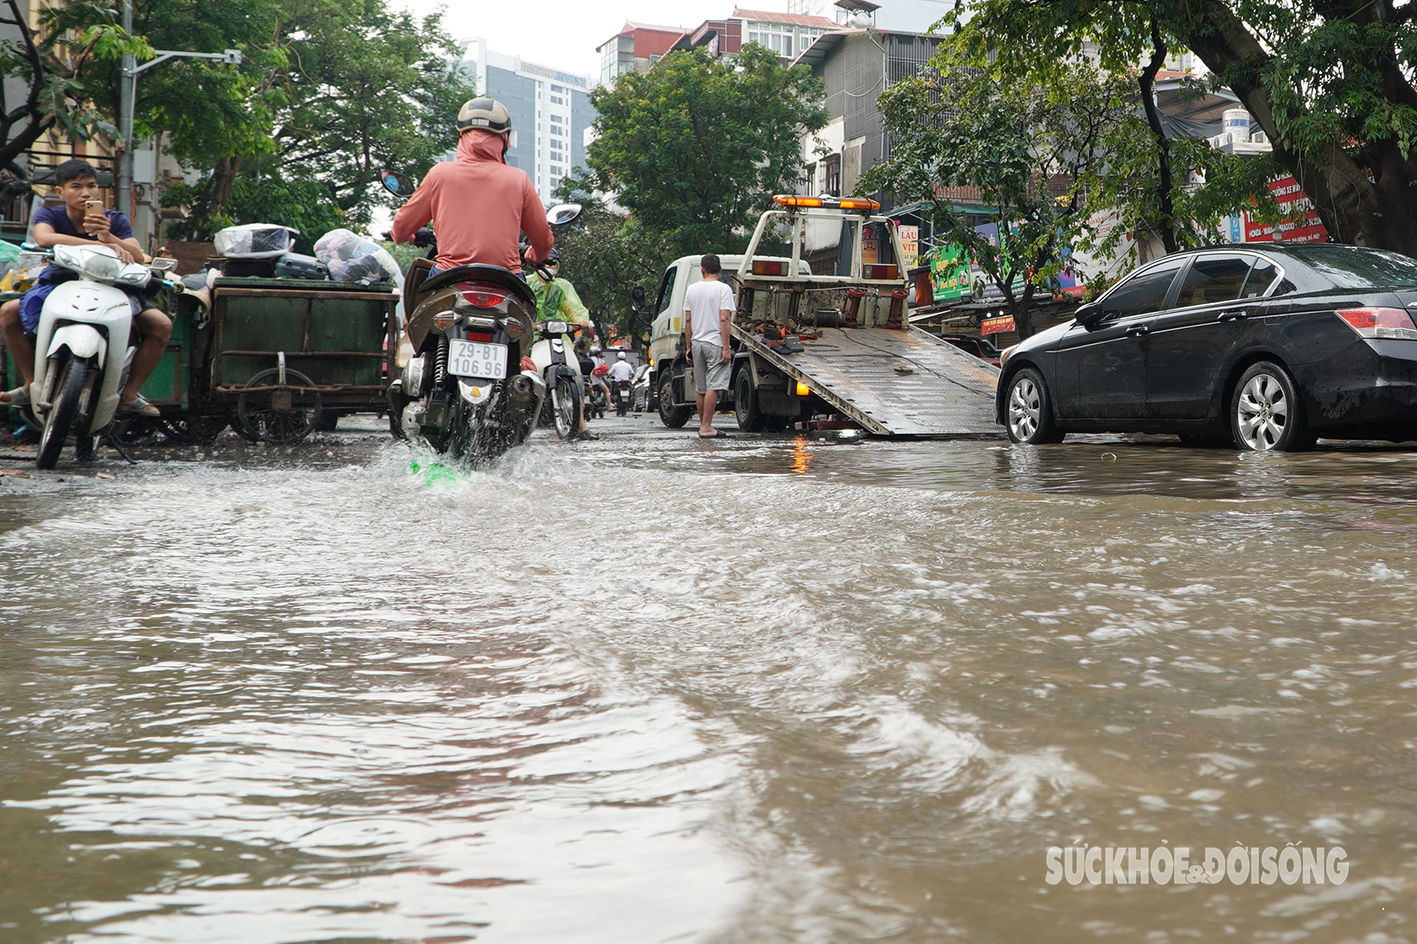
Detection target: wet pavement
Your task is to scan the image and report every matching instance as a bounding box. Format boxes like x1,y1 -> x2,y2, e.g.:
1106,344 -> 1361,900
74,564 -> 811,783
2,412 -> 1415,943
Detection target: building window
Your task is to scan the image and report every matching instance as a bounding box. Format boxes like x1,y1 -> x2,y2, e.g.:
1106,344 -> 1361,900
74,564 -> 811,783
746,21 -> 795,57
824,155 -> 841,196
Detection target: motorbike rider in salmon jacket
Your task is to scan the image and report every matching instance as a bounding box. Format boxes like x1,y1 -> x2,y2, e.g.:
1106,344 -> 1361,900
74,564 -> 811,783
390,98 -> 553,281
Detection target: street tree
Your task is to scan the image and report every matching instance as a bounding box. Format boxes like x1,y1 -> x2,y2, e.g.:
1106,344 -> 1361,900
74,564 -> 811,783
0,1 -> 152,176
579,44 -> 828,257
865,62 -> 1165,337
39,0 -> 469,238
946,0 -> 1417,256
545,198 -> 675,344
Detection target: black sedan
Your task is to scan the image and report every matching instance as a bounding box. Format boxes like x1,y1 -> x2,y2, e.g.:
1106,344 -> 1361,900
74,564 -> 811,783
997,244 -> 1417,450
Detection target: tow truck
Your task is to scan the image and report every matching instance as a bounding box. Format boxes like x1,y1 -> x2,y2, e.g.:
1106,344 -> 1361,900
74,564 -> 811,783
648,195 -> 999,436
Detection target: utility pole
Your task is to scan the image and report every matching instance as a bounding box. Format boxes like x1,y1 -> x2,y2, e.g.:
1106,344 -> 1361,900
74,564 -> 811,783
114,0 -> 241,225
117,0 -> 135,216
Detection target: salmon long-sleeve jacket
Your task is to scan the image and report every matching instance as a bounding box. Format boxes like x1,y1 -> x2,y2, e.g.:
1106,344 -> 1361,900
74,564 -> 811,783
391,130 -> 553,274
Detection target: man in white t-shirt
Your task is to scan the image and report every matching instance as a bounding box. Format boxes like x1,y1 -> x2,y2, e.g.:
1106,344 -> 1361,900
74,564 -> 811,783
683,253 -> 735,439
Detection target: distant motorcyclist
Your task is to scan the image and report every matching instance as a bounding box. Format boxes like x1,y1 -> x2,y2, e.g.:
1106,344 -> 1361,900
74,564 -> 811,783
586,343 -> 612,412
609,351 -> 634,383
390,98 -> 552,274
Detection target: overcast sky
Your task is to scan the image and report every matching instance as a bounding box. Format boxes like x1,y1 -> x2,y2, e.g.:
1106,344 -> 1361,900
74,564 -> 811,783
389,0 -> 759,80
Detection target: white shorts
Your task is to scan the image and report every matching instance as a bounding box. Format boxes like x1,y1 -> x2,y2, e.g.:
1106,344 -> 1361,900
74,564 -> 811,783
691,340 -> 730,394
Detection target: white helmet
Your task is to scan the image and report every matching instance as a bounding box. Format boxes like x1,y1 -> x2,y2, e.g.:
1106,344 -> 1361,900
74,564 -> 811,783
457,98 -> 512,135
617,352 -> 626,360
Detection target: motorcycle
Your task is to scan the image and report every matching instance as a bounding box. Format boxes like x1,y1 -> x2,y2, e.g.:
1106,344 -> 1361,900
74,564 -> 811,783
527,319 -> 583,440
613,377 -> 632,416
21,243 -> 181,469
583,369 -> 607,420
381,169 -> 580,461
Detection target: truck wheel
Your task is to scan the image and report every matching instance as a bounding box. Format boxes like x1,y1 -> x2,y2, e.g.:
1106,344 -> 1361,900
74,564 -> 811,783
658,373 -> 692,428
734,369 -> 765,432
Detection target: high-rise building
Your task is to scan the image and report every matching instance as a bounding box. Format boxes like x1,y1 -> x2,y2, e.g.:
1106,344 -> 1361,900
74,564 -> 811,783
458,38 -> 595,203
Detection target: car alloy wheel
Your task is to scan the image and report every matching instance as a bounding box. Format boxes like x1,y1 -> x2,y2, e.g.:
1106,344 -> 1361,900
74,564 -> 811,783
1005,367 -> 1063,444
1231,361 -> 1313,451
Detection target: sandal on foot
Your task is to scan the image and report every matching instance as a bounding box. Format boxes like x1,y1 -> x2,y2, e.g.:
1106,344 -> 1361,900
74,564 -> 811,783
118,394 -> 160,418
573,429 -> 600,441
1,386 -> 29,407
698,430 -> 731,439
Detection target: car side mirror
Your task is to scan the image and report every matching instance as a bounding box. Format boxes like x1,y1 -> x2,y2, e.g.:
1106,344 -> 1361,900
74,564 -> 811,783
630,285 -> 647,311
1074,301 -> 1105,327
547,203 -> 582,226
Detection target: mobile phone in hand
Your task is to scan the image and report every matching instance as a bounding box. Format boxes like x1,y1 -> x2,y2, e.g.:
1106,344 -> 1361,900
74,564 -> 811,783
85,199 -> 103,215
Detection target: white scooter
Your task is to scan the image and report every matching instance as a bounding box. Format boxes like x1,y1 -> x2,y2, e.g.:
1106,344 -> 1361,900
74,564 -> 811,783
527,319 -> 583,440
23,243 -> 180,468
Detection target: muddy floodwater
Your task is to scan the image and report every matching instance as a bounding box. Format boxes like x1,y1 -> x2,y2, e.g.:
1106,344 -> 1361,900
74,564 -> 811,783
2,416 -> 1415,943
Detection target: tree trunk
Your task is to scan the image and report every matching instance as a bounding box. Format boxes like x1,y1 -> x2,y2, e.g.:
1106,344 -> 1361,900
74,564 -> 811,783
1139,19 -> 1178,254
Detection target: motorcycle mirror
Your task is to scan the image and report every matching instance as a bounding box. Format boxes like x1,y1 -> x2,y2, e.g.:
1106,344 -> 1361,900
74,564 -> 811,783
380,169 -> 418,198
547,203 -> 582,226
630,285 -> 647,311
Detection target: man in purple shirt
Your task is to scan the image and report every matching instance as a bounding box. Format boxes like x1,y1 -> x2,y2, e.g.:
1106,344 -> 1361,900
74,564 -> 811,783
0,159 -> 169,416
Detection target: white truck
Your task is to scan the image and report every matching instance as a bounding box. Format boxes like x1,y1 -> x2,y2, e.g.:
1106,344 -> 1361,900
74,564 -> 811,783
647,196 -> 999,436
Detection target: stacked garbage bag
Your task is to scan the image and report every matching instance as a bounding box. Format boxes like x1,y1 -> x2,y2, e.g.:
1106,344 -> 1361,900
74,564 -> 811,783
314,229 -> 403,290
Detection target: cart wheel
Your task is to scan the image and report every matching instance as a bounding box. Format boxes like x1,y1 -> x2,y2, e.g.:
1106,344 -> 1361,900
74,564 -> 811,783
236,368 -> 323,444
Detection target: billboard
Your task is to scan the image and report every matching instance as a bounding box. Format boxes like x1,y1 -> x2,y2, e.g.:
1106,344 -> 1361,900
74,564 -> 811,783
1243,176 -> 1329,243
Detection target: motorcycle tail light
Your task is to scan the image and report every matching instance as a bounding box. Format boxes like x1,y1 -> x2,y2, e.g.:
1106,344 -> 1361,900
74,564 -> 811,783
432,311 -> 456,331
1337,307 -> 1417,339
467,331 -> 493,342
455,283 -> 509,308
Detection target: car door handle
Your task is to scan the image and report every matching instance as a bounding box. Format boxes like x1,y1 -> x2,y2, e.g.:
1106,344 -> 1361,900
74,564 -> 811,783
1217,310 -> 1249,322
1125,324 -> 1151,337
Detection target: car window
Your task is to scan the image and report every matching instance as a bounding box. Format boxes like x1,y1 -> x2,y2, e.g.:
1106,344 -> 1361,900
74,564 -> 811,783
1176,256 -> 1251,307
1100,259 -> 1185,319
1288,246 -> 1417,288
1240,259 -> 1278,298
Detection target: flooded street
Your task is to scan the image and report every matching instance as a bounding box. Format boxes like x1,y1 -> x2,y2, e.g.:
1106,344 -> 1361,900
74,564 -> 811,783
2,416 -> 1415,943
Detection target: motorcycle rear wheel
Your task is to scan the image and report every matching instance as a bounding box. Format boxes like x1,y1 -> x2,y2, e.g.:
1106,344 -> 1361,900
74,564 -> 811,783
550,376 -> 581,440
37,357 -> 88,469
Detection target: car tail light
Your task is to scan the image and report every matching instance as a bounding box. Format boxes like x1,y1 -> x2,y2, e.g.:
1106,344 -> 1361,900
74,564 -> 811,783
1336,307 -> 1417,339
864,264 -> 899,280
455,282 -> 508,308
752,260 -> 787,276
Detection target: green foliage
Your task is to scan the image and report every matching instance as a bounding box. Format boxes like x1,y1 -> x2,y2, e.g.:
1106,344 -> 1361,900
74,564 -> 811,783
943,0 -> 1417,253
580,45 -> 828,257
30,0 -> 470,240
545,194 -> 676,340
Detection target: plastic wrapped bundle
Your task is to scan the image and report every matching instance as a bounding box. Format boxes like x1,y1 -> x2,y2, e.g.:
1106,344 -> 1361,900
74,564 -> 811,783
314,229 -> 403,288
214,223 -> 299,259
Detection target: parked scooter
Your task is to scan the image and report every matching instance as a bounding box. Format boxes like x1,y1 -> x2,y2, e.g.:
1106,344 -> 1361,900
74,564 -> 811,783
527,319 -> 583,439
381,169 -> 580,461
21,243 -> 181,468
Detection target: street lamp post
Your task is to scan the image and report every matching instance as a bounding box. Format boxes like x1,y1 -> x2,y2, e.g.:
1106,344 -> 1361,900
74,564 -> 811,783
115,0 -> 241,219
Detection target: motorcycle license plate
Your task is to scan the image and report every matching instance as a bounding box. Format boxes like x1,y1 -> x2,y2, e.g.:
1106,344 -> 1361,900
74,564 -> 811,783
448,339 -> 507,379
